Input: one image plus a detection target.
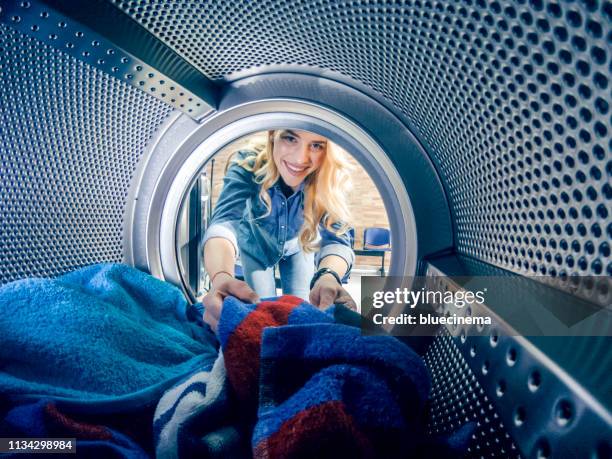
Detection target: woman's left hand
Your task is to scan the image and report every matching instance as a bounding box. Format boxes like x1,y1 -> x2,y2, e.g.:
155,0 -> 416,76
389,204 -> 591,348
309,274 -> 357,311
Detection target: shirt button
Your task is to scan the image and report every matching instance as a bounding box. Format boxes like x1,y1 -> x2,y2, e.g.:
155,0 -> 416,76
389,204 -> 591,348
281,225 -> 285,229
281,201 -> 285,206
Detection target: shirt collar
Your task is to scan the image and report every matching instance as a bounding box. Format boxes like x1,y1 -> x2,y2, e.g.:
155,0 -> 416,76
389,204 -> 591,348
274,178 -> 306,197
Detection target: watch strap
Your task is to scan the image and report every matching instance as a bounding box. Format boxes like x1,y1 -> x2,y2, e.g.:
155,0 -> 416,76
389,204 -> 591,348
310,267 -> 342,290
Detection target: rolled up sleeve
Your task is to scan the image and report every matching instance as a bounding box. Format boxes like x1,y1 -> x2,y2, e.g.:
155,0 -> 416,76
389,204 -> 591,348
202,153 -> 255,255
202,221 -> 240,256
318,221 -> 355,276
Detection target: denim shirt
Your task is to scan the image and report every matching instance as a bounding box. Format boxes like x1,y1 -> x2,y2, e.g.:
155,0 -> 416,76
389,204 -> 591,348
203,151 -> 355,273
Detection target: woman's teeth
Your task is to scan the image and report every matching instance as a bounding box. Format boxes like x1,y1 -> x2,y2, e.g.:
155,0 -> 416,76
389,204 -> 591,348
285,161 -> 308,175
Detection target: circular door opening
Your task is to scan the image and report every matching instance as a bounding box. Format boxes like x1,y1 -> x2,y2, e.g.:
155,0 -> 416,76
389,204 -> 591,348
128,100 -> 429,302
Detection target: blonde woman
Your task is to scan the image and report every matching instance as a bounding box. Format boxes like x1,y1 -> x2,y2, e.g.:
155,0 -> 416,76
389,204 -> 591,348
202,129 -> 356,331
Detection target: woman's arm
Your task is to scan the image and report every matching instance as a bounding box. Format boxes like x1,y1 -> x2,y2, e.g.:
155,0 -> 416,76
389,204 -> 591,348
202,237 -> 259,333
203,237 -> 236,280
309,254 -> 357,310
317,221 -> 355,280
318,253 -> 349,278
202,152 -> 256,257
201,155 -> 260,332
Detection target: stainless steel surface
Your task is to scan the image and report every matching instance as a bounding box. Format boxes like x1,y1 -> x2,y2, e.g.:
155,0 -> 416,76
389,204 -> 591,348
0,18 -> 173,283
425,262 -> 611,459
425,328 -> 521,458
111,0 -> 612,290
0,0 -> 216,119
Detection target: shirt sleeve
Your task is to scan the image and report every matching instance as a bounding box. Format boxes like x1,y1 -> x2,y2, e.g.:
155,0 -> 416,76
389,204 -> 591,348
202,157 -> 255,256
317,220 -> 355,277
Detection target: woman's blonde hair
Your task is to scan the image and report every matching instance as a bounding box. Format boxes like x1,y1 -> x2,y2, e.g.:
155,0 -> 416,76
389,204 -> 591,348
231,130 -> 353,252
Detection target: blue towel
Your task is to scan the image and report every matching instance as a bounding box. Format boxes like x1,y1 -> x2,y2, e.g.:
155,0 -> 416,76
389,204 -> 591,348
0,263 -> 217,411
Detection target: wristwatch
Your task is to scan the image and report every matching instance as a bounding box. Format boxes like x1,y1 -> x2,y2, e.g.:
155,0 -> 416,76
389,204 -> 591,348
310,267 -> 342,290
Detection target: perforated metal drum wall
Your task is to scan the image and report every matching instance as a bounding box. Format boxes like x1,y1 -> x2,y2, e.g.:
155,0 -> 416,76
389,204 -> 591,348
111,0 -> 612,280
425,329 -> 521,458
0,24 -> 173,284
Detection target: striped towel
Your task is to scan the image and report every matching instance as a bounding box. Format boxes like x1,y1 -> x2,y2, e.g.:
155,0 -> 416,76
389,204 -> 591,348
154,295 -> 474,459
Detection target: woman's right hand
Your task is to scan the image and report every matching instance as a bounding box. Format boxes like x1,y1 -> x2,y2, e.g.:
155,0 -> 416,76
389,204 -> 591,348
202,272 -> 259,334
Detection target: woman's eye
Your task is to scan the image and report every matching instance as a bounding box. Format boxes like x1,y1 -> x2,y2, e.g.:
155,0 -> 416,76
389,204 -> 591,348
311,143 -> 325,152
281,135 -> 297,143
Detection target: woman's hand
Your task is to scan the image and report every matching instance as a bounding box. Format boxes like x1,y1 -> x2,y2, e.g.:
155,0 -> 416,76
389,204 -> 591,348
202,272 -> 259,333
309,274 -> 357,311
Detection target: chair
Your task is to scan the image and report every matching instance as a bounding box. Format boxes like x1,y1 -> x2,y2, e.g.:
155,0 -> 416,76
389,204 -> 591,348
363,227 -> 391,249
363,227 -> 391,275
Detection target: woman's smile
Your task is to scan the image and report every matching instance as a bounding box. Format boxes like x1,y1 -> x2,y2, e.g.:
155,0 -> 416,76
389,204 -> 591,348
283,160 -> 310,176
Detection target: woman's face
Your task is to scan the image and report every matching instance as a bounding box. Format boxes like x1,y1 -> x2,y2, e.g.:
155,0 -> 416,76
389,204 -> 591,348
271,130 -> 327,190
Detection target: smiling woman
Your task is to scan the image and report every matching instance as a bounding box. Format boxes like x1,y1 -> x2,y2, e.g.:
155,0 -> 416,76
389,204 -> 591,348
200,129 -> 357,331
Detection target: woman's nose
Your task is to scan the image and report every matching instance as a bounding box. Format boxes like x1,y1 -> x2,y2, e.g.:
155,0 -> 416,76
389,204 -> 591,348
295,144 -> 310,164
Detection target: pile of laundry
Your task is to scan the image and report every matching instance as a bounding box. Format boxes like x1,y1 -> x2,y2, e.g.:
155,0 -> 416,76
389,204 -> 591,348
156,295 -> 474,459
0,264 -> 473,458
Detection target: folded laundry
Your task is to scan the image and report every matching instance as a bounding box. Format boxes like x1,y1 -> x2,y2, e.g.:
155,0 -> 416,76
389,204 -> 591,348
155,295 -> 475,459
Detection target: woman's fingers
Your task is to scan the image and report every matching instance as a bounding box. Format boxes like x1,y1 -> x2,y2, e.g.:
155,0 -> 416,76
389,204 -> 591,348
308,288 -> 320,308
202,291 -> 222,318
202,290 -> 223,332
318,287 -> 337,309
310,281 -> 337,309
310,279 -> 358,311
224,279 -> 260,304
202,278 -> 260,333
335,291 -> 358,311
203,308 -> 218,333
